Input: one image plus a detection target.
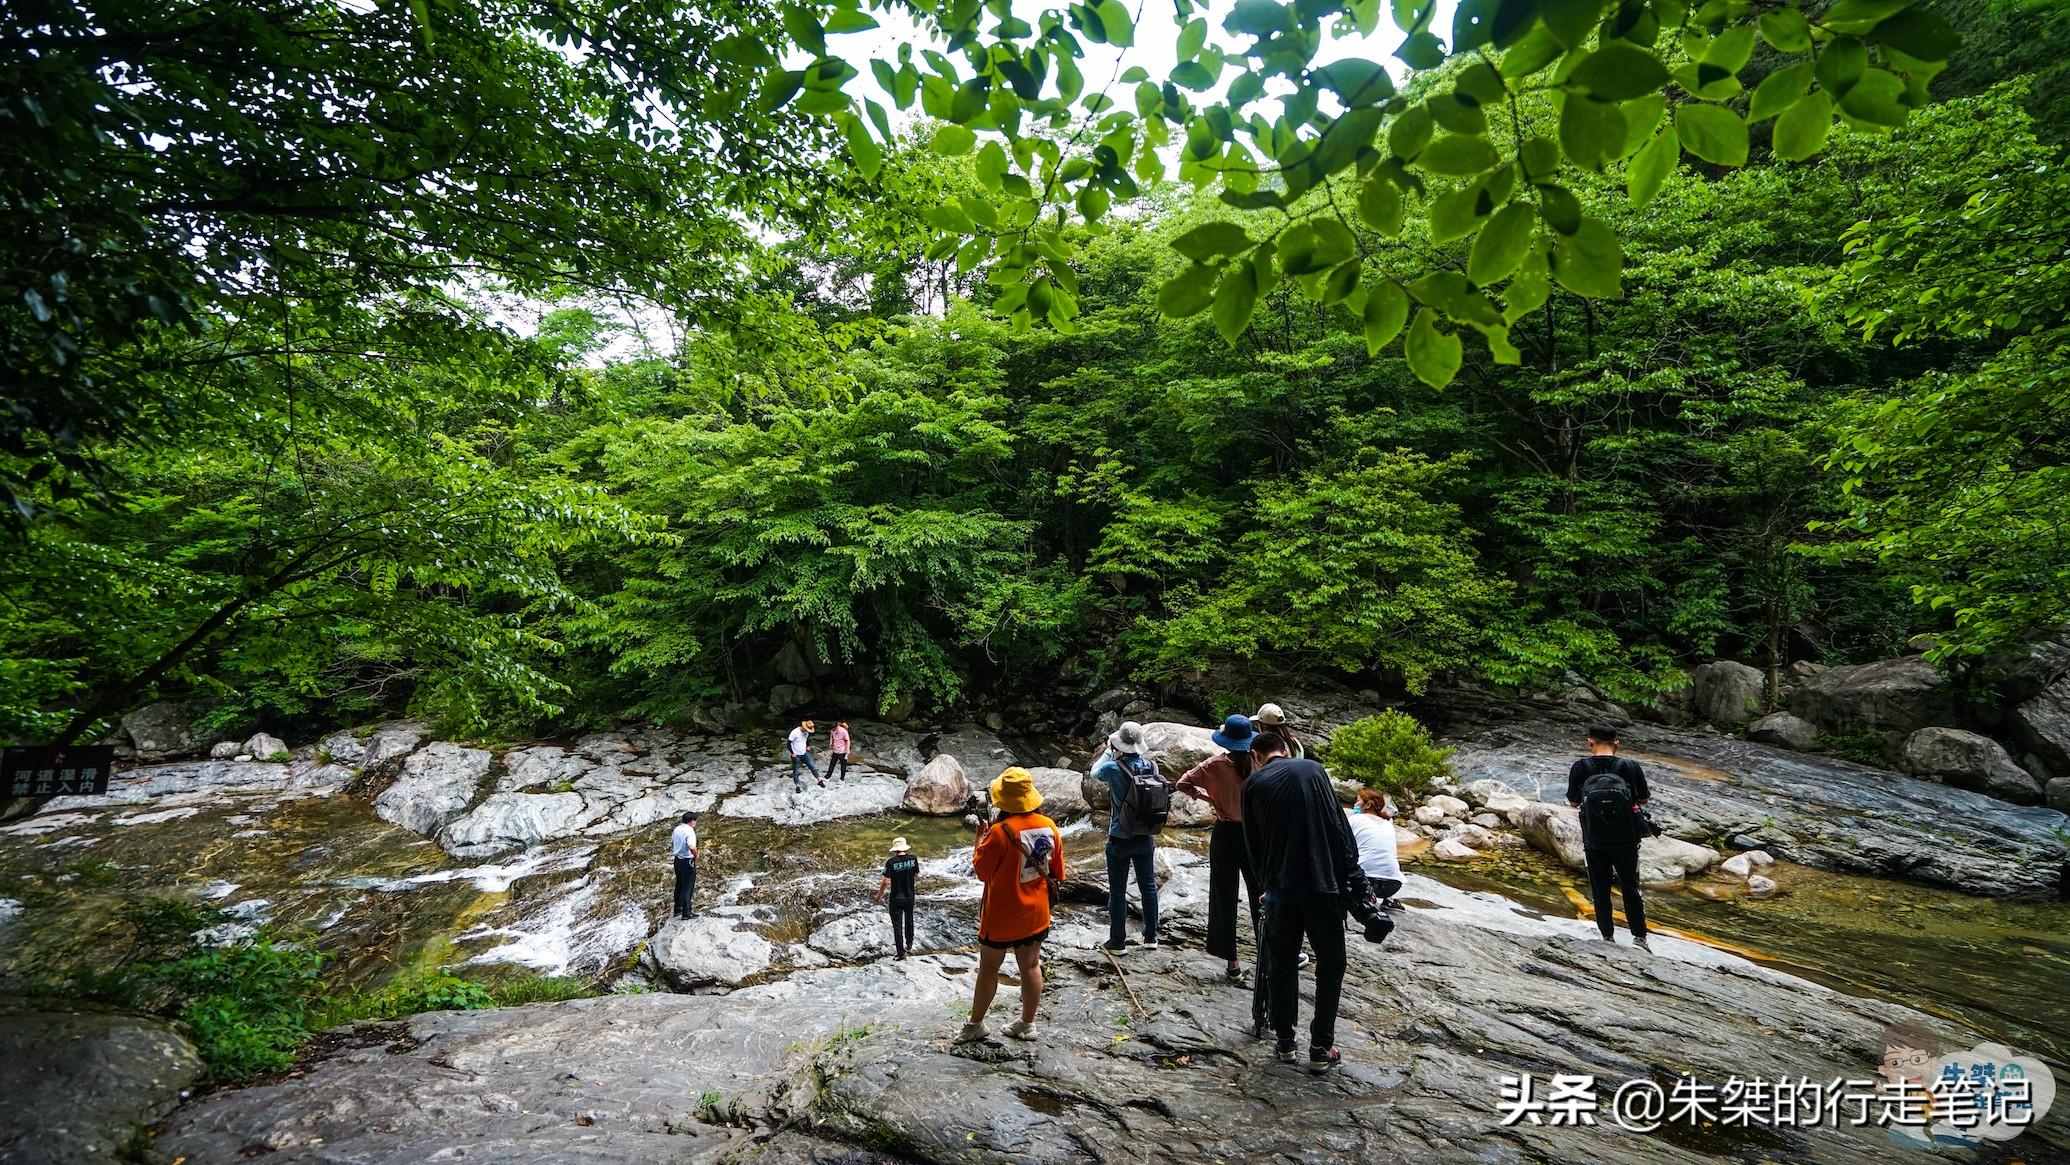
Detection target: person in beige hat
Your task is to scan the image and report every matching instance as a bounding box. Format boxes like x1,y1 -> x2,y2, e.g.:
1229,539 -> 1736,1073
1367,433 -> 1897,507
956,768 -> 1063,1043
874,836 -> 921,959
1251,703 -> 1305,759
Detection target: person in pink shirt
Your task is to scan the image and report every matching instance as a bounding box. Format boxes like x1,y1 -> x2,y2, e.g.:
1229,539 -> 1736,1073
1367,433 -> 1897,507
828,721 -> 852,780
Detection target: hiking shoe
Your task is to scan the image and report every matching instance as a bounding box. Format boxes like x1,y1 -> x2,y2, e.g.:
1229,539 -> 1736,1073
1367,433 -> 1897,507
1141,935 -> 1160,950
1003,1020 -> 1037,1040
1632,936 -> 1653,953
1225,965 -> 1246,983
1100,939 -> 1128,952
1308,1046 -> 1342,1075
1274,1037 -> 1297,1063
1250,1017 -> 1269,1041
817,779 -> 827,788
1381,898 -> 1402,911
953,1022 -> 989,1044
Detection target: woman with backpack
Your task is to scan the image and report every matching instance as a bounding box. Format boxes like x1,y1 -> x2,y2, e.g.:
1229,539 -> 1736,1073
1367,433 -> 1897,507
1177,714 -> 1261,983
958,768 -> 1065,1043
1090,720 -> 1167,953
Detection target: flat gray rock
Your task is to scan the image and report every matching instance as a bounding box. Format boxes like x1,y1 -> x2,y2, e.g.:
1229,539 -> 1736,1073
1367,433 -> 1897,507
0,1000 -> 202,1165
720,769 -> 906,826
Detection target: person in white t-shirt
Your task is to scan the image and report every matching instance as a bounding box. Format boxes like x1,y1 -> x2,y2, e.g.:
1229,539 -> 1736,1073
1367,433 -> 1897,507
786,719 -> 822,790
670,811 -> 700,919
1345,788 -> 1402,906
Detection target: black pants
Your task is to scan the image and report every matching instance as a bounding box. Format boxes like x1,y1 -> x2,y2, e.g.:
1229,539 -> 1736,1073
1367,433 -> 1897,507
1369,877 -> 1402,901
887,899 -> 915,955
1585,846 -> 1647,940
1264,893 -> 1347,1049
829,751 -> 849,779
1206,821 -> 1261,962
672,857 -> 697,918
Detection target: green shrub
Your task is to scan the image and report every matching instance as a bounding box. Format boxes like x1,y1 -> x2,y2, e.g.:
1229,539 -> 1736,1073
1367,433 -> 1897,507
1323,711 -> 1453,800
1821,731 -> 1889,768
489,974 -> 594,1006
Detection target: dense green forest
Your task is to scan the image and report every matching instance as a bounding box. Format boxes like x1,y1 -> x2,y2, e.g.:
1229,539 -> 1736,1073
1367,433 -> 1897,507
3,0 -> 2066,742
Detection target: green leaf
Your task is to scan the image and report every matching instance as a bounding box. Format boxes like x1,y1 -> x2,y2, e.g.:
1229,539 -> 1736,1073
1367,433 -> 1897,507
1839,68 -> 1908,127
841,117 -> 881,179
1816,37 -> 1868,98
1363,281 -> 1409,355
825,7 -> 879,34
1095,0 -> 1135,46
1772,90 -> 1832,160
1396,30 -> 1445,70
1626,124 -> 1677,207
1172,61 -> 1216,91
1419,134 -> 1500,176
1758,8 -> 1812,52
1158,265 -> 1218,317
1468,202 -> 1536,286
1674,103 -> 1748,166
1568,43 -> 1670,102
1359,172 -> 1404,235
1389,102 -> 1434,161
781,6 -> 826,56
1430,186 -> 1491,243
1703,26 -> 1756,74
1405,309 -> 1463,387
1559,97 -> 1627,171
1171,222 -> 1254,262
1749,62 -> 1813,123
1550,215 -> 1623,298
1410,270 -> 1502,325
1227,0 -> 1287,36
1537,184 -> 1581,234
931,124 -> 977,155
1213,263 -> 1259,344
1279,218 -> 1356,275
1317,59 -> 1397,107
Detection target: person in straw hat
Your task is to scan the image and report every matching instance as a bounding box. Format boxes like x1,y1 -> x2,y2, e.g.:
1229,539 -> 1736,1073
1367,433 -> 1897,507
956,767 -> 1063,1043
874,835 -> 922,959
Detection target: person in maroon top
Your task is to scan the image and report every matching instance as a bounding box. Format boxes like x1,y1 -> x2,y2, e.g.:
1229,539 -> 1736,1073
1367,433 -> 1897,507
1177,714 -> 1262,984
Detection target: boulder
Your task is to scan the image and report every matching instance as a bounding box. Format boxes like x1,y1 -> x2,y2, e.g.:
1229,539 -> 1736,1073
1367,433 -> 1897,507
684,700 -> 749,735
1461,778 -> 1520,808
903,754 -> 972,816
2010,677 -> 2070,778
242,732 -> 288,760
805,908 -> 970,962
1900,727 -> 2044,804
1431,838 -> 1482,860
1024,767 -> 1089,820
316,729 -> 365,767
1514,803 -> 1586,869
1424,793 -> 1470,819
360,721 -> 428,772
1719,850 -> 1775,878
1088,687 -> 1138,713
0,1002 -> 204,1165
1747,712 -> 1819,751
371,742 -> 492,836
497,744 -> 592,792
437,791 -> 590,858
928,725 -> 1015,786
1469,812 -> 1503,829
767,684 -> 814,714
1745,874 -> 1779,898
983,711 -> 1006,731
121,701 -> 196,761
2050,778 -> 2070,815
1689,661 -> 1765,726
1412,805 -> 1448,827
646,910 -> 778,989
1637,836 -> 1720,883
1140,721 -> 1221,775
1440,824 -> 1495,850
1787,655 -> 1956,742
772,640 -> 820,684
1785,660 -> 1827,681
208,741 -> 242,760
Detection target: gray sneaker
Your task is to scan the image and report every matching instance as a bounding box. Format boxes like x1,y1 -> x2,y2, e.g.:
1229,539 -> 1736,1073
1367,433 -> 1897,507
953,1021 -> 989,1044
1633,936 -> 1653,953
1003,1020 -> 1037,1040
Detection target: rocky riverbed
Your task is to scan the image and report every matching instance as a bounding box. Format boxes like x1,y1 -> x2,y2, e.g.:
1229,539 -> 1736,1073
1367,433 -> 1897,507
2,704 -> 2067,1163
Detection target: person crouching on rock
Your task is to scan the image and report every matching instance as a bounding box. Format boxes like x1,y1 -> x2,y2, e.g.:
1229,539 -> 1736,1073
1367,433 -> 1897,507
1567,723 -> 1652,952
875,836 -> 920,959
1345,789 -> 1403,908
670,810 -> 700,920
957,768 -> 1063,1044
1242,732 -> 1366,1074
1176,714 -> 1261,982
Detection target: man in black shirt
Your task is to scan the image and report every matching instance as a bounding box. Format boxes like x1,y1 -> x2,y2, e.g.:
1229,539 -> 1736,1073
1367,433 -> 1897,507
874,836 -> 922,959
1241,733 -> 1366,1074
1565,724 -> 1652,951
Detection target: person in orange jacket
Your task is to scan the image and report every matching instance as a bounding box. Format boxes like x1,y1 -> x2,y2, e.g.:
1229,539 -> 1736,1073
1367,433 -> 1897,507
956,767 -> 1064,1044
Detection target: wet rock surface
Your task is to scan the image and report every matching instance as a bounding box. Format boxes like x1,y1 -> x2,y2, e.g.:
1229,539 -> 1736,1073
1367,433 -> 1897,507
1443,705 -> 2068,900
0,1000 -> 202,1165
152,872 -> 2070,1165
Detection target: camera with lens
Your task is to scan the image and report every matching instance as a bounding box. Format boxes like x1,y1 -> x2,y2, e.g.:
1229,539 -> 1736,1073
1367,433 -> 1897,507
1346,894 -> 1395,945
1636,807 -> 1666,839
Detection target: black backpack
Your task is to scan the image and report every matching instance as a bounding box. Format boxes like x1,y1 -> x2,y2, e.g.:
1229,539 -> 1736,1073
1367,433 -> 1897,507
1579,759 -> 1638,848
1115,754 -> 1172,835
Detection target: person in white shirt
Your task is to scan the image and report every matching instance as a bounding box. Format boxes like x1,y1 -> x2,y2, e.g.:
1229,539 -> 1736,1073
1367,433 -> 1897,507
670,811 -> 700,919
1345,788 -> 1403,906
786,719 -> 822,790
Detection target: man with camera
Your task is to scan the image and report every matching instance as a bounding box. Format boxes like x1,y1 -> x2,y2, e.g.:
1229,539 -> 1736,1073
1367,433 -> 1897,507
1240,732 -> 1369,1075
1566,724 -> 1655,951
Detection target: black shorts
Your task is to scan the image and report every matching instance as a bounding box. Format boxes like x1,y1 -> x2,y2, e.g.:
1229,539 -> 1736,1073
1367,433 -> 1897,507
978,927 -> 1049,951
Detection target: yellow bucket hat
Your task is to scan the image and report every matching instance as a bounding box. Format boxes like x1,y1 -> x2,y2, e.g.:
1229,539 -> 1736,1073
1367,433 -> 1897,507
989,766 -> 1043,814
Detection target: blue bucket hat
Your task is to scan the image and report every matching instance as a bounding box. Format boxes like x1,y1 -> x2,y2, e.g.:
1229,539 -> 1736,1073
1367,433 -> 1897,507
1210,713 -> 1256,752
